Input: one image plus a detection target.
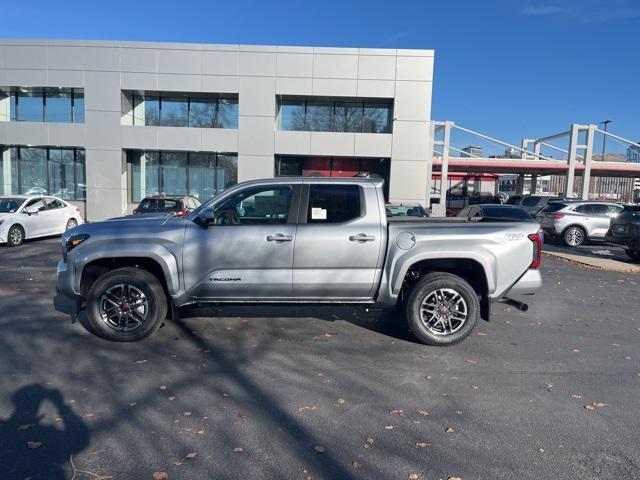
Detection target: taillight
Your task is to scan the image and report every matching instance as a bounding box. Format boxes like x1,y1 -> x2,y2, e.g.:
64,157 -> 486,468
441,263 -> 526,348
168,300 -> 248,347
528,231 -> 542,268
551,213 -> 565,219
133,208 -> 140,214
175,208 -> 189,217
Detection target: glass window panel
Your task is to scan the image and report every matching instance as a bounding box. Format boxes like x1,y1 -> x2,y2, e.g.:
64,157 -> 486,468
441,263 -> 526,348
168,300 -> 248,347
61,149 -> 76,199
278,100 -> 306,131
307,185 -> 361,223
363,103 -> 392,133
160,152 -> 187,195
73,90 -> 85,123
10,148 -> 18,194
160,97 -> 188,127
216,154 -> 238,193
130,151 -> 160,201
214,186 -> 292,225
75,151 -> 86,200
132,95 -> 144,125
215,99 -> 239,129
9,93 -> 17,121
18,148 -> 48,194
189,98 -> 218,128
188,153 -> 216,201
189,98 -> 216,128
45,88 -> 73,123
17,90 -> 44,122
306,102 -> 333,132
333,102 -> 363,132
144,97 -> 160,126
48,148 -> 63,196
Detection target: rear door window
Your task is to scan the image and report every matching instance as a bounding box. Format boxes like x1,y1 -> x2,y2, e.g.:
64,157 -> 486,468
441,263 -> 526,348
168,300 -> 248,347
588,204 -> 610,216
307,185 -> 361,223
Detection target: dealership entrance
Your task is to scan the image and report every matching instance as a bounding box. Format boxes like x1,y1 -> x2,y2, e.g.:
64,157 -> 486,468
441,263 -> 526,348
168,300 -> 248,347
275,156 -> 391,199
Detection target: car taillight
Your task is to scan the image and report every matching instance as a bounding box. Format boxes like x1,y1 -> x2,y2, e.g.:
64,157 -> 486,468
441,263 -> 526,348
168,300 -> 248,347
528,231 -> 543,268
551,213 -> 565,219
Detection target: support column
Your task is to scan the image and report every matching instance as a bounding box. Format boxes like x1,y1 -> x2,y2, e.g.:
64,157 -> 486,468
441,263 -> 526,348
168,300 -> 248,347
515,174 -> 525,195
530,174 -> 538,194
581,124 -> 596,200
425,122 -> 435,210
439,121 -> 452,208
565,124 -> 580,197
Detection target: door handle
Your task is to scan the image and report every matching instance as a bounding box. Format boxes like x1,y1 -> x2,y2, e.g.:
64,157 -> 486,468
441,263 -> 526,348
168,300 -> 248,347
349,233 -> 376,242
266,234 -> 293,242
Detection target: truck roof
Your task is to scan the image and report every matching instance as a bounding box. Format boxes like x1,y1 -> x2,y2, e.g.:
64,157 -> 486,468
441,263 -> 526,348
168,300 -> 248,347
235,176 -> 385,188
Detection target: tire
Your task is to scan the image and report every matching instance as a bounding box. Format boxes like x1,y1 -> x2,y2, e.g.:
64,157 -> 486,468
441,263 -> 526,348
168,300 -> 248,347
405,272 -> 479,346
7,225 -> 25,247
563,226 -> 586,247
66,218 -> 78,231
626,249 -> 640,261
85,267 -> 167,342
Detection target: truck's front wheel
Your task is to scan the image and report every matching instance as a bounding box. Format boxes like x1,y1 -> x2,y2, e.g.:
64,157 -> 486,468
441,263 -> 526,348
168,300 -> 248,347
86,267 -> 167,342
405,272 -> 479,346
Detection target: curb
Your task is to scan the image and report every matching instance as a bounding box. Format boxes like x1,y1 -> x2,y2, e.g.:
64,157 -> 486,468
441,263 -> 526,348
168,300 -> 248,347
543,251 -> 640,273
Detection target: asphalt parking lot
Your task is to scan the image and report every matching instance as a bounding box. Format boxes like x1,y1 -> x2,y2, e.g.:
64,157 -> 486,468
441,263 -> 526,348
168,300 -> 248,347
543,236 -> 635,264
1,238 -> 639,480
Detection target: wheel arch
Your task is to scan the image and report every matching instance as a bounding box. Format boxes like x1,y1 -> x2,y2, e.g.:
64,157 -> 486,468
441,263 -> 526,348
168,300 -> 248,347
399,258 -> 490,321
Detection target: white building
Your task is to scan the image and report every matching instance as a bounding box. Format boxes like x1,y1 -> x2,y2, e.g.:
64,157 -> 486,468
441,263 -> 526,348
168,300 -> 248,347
0,39 -> 434,220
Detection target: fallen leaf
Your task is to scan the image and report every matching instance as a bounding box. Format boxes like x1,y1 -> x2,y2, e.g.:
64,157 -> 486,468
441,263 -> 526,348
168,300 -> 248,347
196,430 -> 205,435
352,460 -> 362,470
545,384 -> 553,391
592,402 -> 607,408
83,413 -> 96,419
476,332 -> 486,336
455,410 -> 463,415
183,411 -> 192,416
445,427 -> 455,433
238,411 -> 248,418
160,386 -> 167,390
152,472 -> 168,480
17,424 -> 36,431
415,442 -> 429,448
390,409 -> 404,416
134,360 -> 147,364
324,332 -> 333,337
314,445 -> 325,454
233,447 -> 243,452
416,409 -> 429,416
26,441 -> 41,449
168,397 -> 175,401
337,398 -> 346,405
448,477 -> 462,480
185,452 -> 197,459
584,405 -> 595,411
471,385 -> 479,390
538,448 -> 545,453
572,349 -> 581,353
408,473 -> 419,480
129,403 -> 137,407
298,405 -> 317,413
384,425 -> 395,430
571,394 -> 582,399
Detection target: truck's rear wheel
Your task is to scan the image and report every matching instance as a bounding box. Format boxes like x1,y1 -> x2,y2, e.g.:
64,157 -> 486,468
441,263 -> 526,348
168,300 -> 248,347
86,267 -> 167,341
405,272 -> 479,346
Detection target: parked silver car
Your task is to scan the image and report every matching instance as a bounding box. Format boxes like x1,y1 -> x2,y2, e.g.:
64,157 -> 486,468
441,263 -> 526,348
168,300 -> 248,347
537,201 -> 623,247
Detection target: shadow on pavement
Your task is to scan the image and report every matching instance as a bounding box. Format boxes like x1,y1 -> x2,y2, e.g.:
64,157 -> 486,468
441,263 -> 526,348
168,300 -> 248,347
0,384 -> 90,480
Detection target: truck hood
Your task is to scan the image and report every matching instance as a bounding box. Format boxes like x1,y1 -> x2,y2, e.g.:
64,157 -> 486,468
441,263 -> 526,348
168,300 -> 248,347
64,214 -> 190,245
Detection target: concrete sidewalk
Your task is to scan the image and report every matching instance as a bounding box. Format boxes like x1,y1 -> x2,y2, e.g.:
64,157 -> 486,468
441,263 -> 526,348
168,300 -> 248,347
544,251 -> 640,273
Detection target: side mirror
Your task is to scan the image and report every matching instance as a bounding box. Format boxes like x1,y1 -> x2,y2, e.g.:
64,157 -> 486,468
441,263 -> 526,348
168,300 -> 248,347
194,208 -> 215,229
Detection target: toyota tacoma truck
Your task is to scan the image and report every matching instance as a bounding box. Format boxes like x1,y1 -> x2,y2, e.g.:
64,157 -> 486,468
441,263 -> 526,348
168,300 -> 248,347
56,176 -> 542,346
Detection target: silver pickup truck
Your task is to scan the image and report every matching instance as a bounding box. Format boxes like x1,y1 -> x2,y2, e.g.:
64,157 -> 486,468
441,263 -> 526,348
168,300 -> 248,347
56,176 -> 542,346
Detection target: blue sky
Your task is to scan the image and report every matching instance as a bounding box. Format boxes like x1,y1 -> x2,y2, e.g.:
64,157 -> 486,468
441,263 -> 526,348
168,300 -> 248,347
2,0 -> 638,149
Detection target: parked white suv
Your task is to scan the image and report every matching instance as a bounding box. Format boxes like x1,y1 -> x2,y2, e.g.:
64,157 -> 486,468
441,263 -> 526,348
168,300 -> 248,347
537,200 -> 623,247
0,196 -> 83,247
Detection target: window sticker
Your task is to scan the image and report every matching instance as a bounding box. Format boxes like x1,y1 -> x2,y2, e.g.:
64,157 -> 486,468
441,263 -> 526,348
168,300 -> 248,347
311,207 -> 327,220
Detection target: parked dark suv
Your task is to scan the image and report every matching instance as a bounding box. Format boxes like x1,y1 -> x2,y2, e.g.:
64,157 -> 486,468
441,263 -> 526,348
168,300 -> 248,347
133,195 -> 201,217
507,195 -> 565,215
605,205 -> 640,261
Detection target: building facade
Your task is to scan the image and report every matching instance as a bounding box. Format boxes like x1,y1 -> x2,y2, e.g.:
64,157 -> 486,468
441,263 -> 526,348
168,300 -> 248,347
0,39 -> 434,220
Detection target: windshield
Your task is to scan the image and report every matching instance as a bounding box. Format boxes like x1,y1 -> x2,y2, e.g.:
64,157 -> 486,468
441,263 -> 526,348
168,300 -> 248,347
0,198 -> 25,213
619,205 -> 640,221
481,206 -> 534,221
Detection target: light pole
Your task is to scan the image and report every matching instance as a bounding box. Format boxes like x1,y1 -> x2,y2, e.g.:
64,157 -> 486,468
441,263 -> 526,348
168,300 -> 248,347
600,120 -> 612,161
